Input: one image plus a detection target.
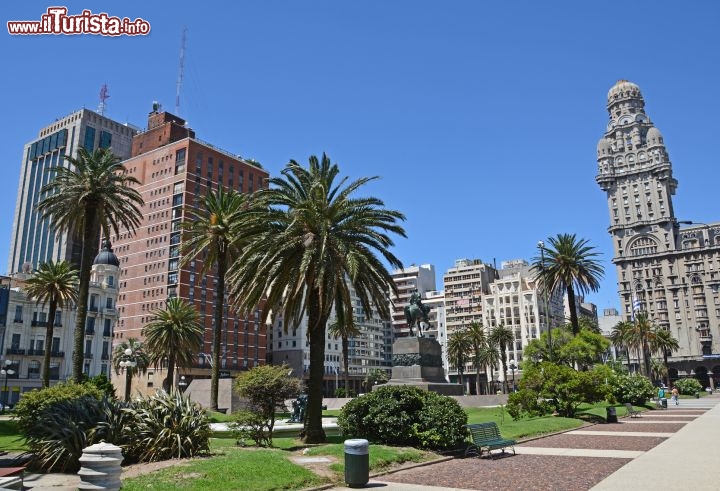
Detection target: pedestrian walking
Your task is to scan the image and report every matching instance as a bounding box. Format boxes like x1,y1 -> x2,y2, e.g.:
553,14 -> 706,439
671,386 -> 679,405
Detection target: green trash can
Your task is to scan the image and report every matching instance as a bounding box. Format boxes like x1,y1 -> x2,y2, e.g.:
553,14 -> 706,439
344,439 -> 369,488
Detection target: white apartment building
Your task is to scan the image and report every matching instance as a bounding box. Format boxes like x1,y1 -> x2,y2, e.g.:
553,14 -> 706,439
389,264 -> 436,338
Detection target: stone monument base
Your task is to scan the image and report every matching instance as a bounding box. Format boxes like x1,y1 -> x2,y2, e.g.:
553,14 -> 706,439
374,337 -> 463,396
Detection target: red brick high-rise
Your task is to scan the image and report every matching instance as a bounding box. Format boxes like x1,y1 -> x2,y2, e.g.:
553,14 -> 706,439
112,106 -> 268,396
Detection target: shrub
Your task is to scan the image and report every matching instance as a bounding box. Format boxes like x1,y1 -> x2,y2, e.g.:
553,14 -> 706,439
611,373 -> 655,406
121,390 -> 211,463
231,409 -> 271,447
674,378 -> 703,395
13,382 -> 103,437
506,389 -> 552,420
338,386 -> 467,451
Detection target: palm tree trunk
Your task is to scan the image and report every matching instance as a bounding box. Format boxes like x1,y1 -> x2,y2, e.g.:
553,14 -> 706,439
43,299 -> 57,388
499,348 -> 508,394
642,341 -> 651,378
73,209 -> 101,382
342,336 -> 350,396
567,284 -> 580,336
486,365 -> 493,394
166,352 -> 176,391
211,246 -> 227,411
303,291 -> 328,443
663,351 -> 670,387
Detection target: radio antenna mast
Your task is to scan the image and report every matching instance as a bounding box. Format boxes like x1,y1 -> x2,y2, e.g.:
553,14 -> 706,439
175,26 -> 187,115
98,84 -> 110,116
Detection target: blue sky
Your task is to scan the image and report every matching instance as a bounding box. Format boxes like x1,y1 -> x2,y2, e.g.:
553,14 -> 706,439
2,1 -> 719,313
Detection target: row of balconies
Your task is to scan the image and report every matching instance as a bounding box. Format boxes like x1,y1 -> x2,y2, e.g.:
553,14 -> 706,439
5,348 -> 65,357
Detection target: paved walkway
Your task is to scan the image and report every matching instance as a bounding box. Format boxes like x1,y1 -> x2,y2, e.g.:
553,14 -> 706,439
333,394 -> 720,491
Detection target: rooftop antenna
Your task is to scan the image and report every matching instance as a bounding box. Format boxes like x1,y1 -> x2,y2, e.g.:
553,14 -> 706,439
175,26 -> 187,115
98,84 -> 110,116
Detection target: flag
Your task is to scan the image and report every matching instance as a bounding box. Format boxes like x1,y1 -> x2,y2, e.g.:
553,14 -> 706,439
631,296 -> 641,320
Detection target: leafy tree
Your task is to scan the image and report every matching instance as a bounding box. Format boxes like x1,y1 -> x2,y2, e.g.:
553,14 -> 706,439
85,374 -> 117,399
228,154 -> 406,443
233,364 -> 303,446
524,324 -> 609,370
517,362 -> 613,417
143,298 -> 203,391
181,187 -> 251,411
37,147 -> 143,382
24,260 -> 79,388
610,320 -> 635,372
112,338 -> 150,401
649,358 -> 668,386
674,377 -> 702,395
364,368 -> 389,391
630,312 -> 657,377
466,322 -> 486,395
447,329 -> 472,391
328,319 -> 360,396
533,234 -> 604,335
651,328 -> 679,388
610,373 -> 655,406
489,324 -> 514,393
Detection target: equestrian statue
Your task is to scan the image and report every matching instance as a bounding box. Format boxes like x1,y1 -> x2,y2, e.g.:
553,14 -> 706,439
404,289 -> 430,337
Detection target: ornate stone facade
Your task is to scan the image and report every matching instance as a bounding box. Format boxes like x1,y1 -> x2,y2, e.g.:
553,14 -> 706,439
596,81 -> 720,385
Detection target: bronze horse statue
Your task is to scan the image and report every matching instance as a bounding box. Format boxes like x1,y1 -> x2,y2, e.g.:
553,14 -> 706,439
404,290 -> 430,337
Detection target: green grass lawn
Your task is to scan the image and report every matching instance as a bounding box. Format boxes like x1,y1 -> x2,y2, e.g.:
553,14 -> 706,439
464,406 -> 583,440
0,419 -> 26,452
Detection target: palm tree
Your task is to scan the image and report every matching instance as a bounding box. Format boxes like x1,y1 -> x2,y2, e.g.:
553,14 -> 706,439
632,312 -> 657,377
466,322 -> 486,395
228,154 -> 406,443
610,320 -> 635,372
649,358 -> 668,386
328,319 -> 360,396
180,187 -> 250,411
112,338 -> 150,401
533,234 -> 604,336
651,328 -> 679,387
37,147 -> 143,382
143,298 -> 203,391
24,261 -> 79,388
489,324 -> 514,393
447,329 -> 472,392
478,343 -> 501,394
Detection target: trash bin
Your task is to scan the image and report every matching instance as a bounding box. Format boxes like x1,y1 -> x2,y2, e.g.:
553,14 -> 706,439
695,392 -> 700,399
344,439 -> 369,488
606,406 -> 618,423
661,398 -> 668,409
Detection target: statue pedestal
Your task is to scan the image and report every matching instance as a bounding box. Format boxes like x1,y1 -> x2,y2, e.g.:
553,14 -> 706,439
374,337 -> 463,396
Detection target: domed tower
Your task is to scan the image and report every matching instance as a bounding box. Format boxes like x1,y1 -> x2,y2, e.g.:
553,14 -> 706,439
92,238 -> 120,286
596,81 -> 684,323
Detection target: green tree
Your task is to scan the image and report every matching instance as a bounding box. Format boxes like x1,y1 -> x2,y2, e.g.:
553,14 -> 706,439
181,187 -> 251,411
363,368 -> 389,391
112,338 -> 150,401
631,312 -> 657,377
37,147 -> 143,382
24,260 -> 79,388
466,322 -> 486,395
649,358 -> 668,385
228,154 -> 406,443
651,328 -> 679,388
524,324 -> 609,370
489,324 -> 514,393
328,319 -> 360,395
477,343 -> 500,394
533,234 -> 604,336
610,320 -> 635,372
143,298 -> 203,391
447,329 -> 472,391
233,364 -> 303,446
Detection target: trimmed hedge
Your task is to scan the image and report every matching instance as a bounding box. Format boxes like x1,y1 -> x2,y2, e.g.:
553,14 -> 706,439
337,385 -> 467,451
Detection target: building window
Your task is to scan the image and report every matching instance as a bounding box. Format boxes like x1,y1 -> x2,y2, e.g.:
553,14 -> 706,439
28,361 -> 41,379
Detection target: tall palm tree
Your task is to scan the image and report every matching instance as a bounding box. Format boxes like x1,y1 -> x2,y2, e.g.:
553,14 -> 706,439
37,147 -> 143,382
478,343 -> 501,394
328,319 -> 360,395
466,322 -> 486,395
143,298 -> 203,391
632,312 -> 657,377
112,338 -> 150,401
533,234 -> 604,336
610,320 -> 635,372
489,324 -> 515,393
649,358 -> 668,386
228,154 -> 406,443
652,327 -> 680,387
181,187 -> 250,411
447,329 -> 472,392
24,261 -> 79,388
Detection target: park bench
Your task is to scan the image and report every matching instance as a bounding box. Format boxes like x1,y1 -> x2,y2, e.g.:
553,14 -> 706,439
464,422 -> 517,459
624,403 -> 641,418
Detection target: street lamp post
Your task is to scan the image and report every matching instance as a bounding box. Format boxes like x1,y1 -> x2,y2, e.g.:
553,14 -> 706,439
508,359 -> 517,392
1,360 -> 15,412
119,348 -> 137,402
538,241 -> 553,361
178,375 -> 188,393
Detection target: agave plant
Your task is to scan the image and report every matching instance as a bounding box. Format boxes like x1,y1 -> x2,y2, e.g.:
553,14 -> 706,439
122,390 -> 211,462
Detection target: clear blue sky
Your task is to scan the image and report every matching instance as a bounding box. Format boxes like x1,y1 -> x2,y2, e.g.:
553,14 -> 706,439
2,1 -> 719,313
